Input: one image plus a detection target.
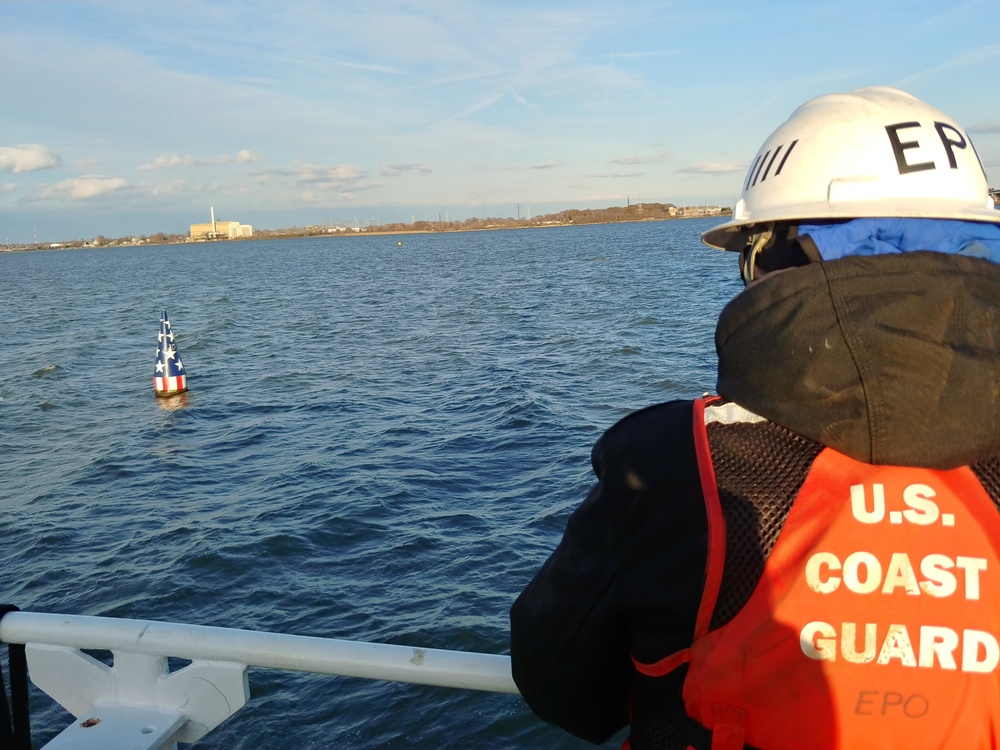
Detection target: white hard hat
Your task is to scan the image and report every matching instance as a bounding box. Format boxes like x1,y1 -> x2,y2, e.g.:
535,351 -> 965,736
702,86 -> 1000,250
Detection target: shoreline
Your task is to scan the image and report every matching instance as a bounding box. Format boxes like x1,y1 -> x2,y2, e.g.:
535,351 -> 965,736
2,212 -> 731,254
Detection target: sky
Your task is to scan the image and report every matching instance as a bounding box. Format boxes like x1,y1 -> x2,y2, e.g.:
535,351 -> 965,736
2,0 -> 1000,244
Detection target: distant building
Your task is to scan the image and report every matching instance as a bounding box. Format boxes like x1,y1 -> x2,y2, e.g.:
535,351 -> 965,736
190,220 -> 253,240
676,205 -> 724,217
190,206 -> 253,240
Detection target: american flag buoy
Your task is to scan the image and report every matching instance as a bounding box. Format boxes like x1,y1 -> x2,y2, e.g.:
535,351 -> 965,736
154,311 -> 188,397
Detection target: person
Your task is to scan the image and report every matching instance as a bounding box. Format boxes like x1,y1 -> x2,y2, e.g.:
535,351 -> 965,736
509,86 -> 1000,750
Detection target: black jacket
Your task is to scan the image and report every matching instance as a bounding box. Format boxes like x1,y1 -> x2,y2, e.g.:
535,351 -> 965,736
510,251 -> 1000,745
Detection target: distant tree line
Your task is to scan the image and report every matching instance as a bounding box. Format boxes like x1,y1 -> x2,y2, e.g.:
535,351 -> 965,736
255,202 -> 721,239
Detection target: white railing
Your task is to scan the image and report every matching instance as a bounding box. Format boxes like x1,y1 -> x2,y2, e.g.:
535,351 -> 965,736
0,611 -> 519,750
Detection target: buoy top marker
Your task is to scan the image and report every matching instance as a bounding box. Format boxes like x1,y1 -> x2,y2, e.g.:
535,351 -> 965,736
154,311 -> 188,397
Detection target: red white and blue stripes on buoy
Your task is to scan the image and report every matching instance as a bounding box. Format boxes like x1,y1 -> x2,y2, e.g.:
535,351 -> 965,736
154,311 -> 187,396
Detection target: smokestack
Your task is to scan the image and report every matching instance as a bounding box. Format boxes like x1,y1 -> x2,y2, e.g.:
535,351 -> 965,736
210,206 -> 216,234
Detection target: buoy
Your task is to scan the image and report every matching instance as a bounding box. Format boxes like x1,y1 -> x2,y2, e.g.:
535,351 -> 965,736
397,241 -> 402,247
154,311 -> 188,397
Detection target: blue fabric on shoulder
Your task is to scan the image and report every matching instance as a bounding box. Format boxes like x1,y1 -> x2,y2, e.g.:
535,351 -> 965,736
798,218 -> 1000,264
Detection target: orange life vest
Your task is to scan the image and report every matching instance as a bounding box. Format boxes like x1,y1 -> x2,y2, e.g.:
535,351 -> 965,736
634,398 -> 1000,750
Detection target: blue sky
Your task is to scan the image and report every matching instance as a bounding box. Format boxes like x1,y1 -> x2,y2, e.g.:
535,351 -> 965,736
2,0 -> 999,243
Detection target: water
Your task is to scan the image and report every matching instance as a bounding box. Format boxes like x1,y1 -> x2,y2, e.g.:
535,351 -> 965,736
0,218 -> 740,748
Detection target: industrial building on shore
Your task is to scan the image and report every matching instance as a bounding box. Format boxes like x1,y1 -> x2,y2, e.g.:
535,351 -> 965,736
190,207 -> 253,240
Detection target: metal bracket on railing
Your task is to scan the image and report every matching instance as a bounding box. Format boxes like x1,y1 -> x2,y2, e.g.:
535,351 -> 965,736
0,611 -> 517,749
26,644 -> 248,750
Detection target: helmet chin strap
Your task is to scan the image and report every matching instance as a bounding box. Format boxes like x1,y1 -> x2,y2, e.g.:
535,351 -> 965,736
741,225 -> 775,285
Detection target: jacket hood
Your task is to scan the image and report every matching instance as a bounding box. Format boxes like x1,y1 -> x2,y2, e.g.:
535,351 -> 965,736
715,251 -> 1000,468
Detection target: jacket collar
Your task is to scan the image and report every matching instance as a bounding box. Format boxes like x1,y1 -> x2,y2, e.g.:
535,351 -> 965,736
715,251 -> 1000,468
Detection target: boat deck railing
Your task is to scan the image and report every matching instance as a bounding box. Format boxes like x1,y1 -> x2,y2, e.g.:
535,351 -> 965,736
0,611 -> 519,750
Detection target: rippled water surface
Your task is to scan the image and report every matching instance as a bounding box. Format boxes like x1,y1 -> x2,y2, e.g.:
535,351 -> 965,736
0,218 -> 739,748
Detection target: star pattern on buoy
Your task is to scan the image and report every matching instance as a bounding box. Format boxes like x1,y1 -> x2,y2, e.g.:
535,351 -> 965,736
154,311 -> 187,397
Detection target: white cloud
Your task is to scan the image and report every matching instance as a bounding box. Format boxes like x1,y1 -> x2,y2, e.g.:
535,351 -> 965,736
335,60 -> 404,75
611,149 -> 671,166
139,155 -> 205,171
509,90 -> 539,109
39,176 -> 127,200
138,150 -> 262,171
379,163 -> 432,177
0,144 -> 63,173
897,44 -> 1000,86
969,120 -> 1000,134
147,180 -> 186,197
235,149 -> 260,164
587,171 -> 642,179
296,164 -> 368,186
678,162 -> 747,175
